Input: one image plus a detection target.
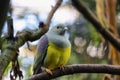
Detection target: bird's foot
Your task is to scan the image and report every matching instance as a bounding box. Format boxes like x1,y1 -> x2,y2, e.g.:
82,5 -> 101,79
59,65 -> 65,71
45,68 -> 52,75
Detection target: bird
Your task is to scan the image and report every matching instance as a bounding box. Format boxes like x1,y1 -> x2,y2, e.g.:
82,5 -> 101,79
33,24 -> 71,75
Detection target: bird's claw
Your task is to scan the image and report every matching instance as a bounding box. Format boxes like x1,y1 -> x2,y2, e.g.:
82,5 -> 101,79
45,68 -> 53,75
59,65 -> 65,71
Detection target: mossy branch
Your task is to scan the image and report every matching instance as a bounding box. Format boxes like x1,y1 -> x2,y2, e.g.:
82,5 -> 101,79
0,0 -> 62,79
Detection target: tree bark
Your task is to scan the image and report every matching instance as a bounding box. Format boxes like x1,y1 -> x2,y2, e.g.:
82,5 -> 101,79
0,0 -> 62,79
0,0 -> 10,36
26,64 -> 120,80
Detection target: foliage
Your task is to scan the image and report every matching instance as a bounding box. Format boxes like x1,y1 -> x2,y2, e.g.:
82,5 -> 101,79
88,24 -> 101,46
70,16 -> 101,47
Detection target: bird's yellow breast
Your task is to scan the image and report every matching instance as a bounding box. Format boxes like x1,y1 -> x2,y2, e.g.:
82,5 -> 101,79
44,42 -> 71,69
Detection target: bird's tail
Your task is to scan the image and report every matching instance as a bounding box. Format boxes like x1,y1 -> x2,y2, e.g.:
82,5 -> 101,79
33,65 -> 42,75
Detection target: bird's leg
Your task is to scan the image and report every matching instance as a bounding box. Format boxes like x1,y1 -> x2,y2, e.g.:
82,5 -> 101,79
45,68 -> 53,75
59,65 -> 65,71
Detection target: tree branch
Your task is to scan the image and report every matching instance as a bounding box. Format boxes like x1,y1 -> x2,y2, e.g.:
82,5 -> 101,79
45,0 -> 62,27
0,0 -> 10,36
0,0 -> 62,79
15,0 -> 62,47
71,0 -> 120,51
7,16 -> 14,39
26,64 -> 120,80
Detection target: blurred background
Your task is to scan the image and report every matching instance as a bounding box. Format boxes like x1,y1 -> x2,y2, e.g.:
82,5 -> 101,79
2,0 -> 120,80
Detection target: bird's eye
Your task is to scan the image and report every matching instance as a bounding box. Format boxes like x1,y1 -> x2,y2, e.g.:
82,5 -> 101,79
57,26 -> 60,29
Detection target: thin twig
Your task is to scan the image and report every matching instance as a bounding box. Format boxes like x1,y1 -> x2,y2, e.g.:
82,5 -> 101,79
45,0 -> 63,27
7,16 -> 14,39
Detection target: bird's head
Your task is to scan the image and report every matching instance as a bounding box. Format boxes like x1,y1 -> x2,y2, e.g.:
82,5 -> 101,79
50,24 -> 68,35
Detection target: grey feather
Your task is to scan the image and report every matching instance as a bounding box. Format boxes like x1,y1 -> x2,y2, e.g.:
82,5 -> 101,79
33,35 -> 48,74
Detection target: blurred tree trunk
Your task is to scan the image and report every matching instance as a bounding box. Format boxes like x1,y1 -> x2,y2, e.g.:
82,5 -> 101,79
96,0 -> 109,56
106,0 -> 120,80
0,0 -> 10,36
96,0 -> 120,80
106,0 -> 120,65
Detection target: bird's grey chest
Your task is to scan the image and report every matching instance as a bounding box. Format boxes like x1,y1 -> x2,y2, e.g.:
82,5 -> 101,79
47,35 -> 70,48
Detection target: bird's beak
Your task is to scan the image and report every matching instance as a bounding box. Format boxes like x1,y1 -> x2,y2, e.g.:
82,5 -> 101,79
60,27 -> 68,35
64,27 -> 68,31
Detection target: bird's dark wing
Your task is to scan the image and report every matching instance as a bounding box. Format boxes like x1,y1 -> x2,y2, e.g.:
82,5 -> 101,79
33,35 -> 48,74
